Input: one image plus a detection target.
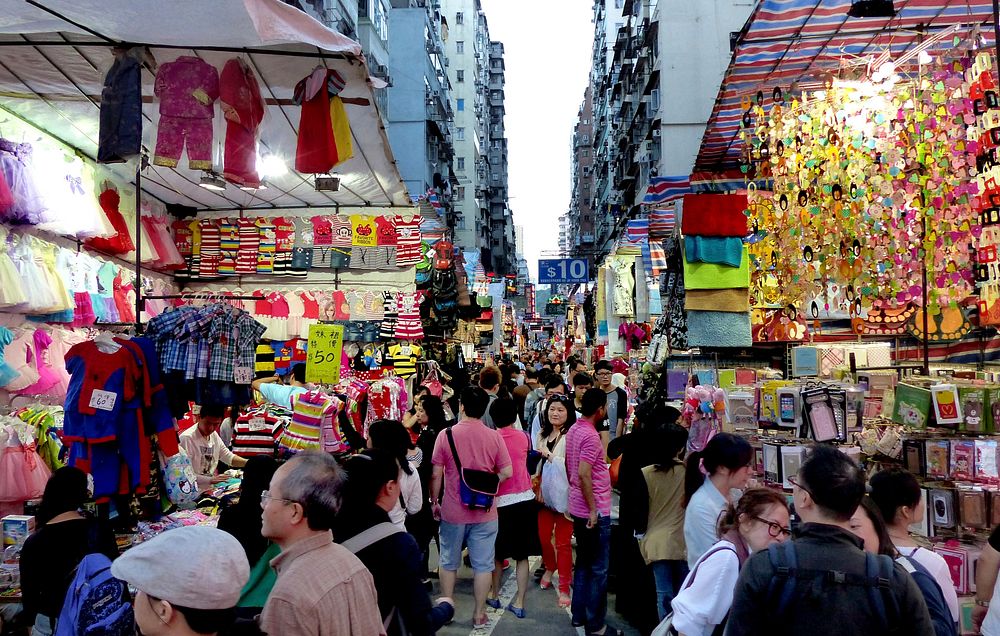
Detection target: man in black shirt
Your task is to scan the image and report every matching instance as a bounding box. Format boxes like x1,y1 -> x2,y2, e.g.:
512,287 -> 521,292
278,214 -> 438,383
336,450 -> 454,635
726,444 -> 934,636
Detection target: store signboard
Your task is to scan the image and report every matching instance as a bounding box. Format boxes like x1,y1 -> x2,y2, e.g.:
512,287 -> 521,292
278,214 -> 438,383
538,258 -> 589,284
306,324 -> 344,385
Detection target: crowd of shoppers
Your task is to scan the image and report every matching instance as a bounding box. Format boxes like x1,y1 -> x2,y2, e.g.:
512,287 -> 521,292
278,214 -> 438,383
10,352 -> 987,636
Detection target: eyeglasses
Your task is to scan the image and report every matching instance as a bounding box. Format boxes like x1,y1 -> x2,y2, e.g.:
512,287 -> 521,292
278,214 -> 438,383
788,476 -> 812,497
595,371 -> 612,377
754,515 -> 792,538
260,490 -> 296,508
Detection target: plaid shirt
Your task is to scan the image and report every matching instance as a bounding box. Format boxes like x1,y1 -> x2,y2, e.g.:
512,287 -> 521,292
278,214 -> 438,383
208,310 -> 266,382
147,307 -> 193,372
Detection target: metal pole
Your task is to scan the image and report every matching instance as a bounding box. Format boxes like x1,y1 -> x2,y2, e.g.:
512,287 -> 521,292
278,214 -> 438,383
134,158 -> 143,330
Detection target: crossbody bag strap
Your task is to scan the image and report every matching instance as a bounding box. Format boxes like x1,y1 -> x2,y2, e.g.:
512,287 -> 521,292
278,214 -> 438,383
446,427 -> 463,471
341,522 -> 402,554
683,545 -> 738,591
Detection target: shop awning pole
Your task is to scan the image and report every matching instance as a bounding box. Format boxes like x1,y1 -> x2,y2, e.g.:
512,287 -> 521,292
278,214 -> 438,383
134,157 -> 143,331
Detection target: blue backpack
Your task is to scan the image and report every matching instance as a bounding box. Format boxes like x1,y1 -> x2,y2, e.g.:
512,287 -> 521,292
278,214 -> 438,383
896,554 -> 958,636
54,553 -> 134,636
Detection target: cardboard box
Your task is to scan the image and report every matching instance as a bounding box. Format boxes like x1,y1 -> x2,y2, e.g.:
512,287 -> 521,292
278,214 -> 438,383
2,515 -> 35,548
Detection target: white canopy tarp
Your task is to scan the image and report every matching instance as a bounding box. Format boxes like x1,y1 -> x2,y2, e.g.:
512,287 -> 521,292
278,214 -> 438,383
0,0 -> 411,209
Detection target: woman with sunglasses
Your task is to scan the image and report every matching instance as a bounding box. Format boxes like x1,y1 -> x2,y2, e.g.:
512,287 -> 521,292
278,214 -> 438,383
535,394 -> 576,608
668,488 -> 789,636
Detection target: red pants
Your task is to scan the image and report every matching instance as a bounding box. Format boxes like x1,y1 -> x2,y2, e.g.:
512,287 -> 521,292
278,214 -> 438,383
223,123 -> 260,187
538,506 -> 574,594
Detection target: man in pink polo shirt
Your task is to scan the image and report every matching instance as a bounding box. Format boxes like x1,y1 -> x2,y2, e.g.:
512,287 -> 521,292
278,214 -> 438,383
565,388 -> 621,636
430,387 -> 513,629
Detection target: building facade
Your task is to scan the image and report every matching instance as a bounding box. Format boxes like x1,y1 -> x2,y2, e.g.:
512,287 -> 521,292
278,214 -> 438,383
568,87 -> 596,262
384,1 -> 457,218
577,0 -> 753,264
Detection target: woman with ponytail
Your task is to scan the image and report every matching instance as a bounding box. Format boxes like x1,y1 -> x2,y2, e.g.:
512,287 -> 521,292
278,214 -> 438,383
682,432 -> 753,567
668,488 -> 790,635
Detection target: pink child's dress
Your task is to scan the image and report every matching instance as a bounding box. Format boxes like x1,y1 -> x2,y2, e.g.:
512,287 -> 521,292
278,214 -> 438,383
14,329 -> 61,396
0,423 -> 51,507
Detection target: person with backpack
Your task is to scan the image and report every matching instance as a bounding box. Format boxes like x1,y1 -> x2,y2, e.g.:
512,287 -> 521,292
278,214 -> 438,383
726,445 -> 934,636
19,467 -> 119,636
337,449 -> 455,635
683,433 -> 753,568
430,386 -> 513,630
110,525 -> 249,636
666,488 -> 790,635
868,468 -> 960,626
850,497 -> 957,636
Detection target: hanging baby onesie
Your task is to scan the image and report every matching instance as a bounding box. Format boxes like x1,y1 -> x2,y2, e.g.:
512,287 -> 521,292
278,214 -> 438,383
290,217 -> 314,276
273,217 -> 295,275
256,217 -> 276,274
235,217 -> 260,275
220,57 -> 265,187
293,68 -> 353,174
393,291 -> 425,340
153,56 -> 219,170
394,214 -> 423,267
198,219 -> 221,279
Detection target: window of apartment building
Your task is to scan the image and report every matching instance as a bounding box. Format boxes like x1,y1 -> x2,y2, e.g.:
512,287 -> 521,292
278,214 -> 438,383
490,155 -> 499,165
456,70 -> 465,82
492,173 -> 499,181
456,12 -> 463,24
456,185 -> 465,198
456,127 -> 465,140
456,41 -> 464,53
582,149 -> 590,157
615,0 -> 624,7
457,98 -> 465,111
457,157 -> 465,170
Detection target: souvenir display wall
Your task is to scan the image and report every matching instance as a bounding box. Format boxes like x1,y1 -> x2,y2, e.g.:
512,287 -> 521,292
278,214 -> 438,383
743,48 -> 989,336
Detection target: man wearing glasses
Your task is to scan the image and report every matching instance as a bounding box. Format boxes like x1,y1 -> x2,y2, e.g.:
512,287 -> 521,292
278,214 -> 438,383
593,360 -> 627,442
259,452 -> 386,635
726,445 -> 934,636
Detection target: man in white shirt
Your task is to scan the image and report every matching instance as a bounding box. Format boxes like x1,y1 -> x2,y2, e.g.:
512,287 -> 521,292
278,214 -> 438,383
179,404 -> 247,494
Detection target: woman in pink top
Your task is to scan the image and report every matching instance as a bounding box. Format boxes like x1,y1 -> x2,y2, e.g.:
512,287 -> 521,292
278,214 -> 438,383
487,398 -> 540,619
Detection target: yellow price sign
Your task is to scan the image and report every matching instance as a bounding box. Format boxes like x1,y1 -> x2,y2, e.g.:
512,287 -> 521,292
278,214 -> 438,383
305,324 -> 344,385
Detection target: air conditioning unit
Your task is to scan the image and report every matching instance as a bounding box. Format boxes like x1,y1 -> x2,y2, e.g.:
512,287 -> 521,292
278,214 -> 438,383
650,88 -> 661,113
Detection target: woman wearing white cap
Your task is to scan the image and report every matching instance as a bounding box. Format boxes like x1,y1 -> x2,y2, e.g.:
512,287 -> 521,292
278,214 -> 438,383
111,525 -> 250,636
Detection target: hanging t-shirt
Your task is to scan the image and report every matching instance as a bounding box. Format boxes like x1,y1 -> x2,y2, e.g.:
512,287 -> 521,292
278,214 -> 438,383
311,215 -> 333,246
374,216 -> 397,246
388,343 -> 422,377
331,215 -> 353,248
235,218 -> 260,275
256,218 -> 276,274
350,214 -> 378,247
273,217 -> 296,275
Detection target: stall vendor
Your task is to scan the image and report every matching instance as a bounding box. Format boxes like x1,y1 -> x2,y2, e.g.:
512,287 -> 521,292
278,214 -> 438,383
252,362 -> 308,409
179,404 -> 247,494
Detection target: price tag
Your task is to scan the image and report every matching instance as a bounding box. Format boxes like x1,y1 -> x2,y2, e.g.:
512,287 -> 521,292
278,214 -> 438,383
306,324 -> 344,385
400,345 -> 412,357
89,389 -> 117,411
234,367 -> 254,384
248,417 -> 268,432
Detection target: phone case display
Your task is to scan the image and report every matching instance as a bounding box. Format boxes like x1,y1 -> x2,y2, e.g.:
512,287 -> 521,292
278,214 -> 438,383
892,383 -> 932,428
931,384 -> 963,428
801,386 -> 838,442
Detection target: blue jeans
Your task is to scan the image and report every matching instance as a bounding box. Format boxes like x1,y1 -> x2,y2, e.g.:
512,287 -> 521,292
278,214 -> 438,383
572,515 -> 612,633
651,559 -> 689,621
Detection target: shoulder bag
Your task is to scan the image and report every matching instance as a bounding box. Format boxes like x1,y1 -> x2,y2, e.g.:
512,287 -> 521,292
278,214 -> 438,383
446,428 -> 500,511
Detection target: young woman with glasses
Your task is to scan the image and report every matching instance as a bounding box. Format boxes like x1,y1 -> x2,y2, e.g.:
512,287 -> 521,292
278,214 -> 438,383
667,488 -> 790,635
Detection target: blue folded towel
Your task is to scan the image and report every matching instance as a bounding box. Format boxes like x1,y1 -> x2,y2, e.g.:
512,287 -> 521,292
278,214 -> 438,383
686,310 -> 753,348
684,236 -> 744,267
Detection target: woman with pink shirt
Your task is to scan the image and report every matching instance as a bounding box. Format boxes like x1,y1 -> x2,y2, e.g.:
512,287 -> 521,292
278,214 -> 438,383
487,398 -> 540,619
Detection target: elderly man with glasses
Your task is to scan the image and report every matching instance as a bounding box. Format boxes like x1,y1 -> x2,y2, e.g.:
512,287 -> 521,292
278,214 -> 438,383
258,452 -> 386,636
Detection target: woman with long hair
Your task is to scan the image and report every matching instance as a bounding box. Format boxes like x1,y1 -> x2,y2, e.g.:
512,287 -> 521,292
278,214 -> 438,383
367,419 -> 422,530
682,433 -> 753,567
411,395 -> 449,583
19,467 -> 118,636
535,394 -> 577,608
217,456 -> 279,616
669,488 -> 790,635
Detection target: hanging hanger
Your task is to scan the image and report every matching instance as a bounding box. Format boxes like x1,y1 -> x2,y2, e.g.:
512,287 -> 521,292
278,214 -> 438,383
94,330 -> 122,353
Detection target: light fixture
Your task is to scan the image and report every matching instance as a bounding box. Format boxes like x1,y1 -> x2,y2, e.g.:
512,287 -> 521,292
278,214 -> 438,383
239,181 -> 269,192
259,154 -> 288,179
198,173 -> 227,191
847,0 -> 896,18
314,175 -> 341,192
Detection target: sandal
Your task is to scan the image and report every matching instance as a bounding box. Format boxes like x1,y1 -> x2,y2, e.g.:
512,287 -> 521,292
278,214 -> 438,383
558,593 -> 571,608
539,571 -> 554,589
485,598 -> 502,610
507,604 -> 526,619
473,615 -> 489,630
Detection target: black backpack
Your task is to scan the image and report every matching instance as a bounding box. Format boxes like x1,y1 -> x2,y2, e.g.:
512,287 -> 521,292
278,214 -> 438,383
896,553 -> 958,636
766,541 -> 899,631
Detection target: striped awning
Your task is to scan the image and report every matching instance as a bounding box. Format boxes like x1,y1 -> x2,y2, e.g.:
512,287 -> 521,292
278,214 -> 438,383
695,0 -> 997,172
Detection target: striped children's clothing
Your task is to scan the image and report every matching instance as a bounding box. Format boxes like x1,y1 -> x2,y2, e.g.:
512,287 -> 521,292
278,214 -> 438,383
394,214 -> 423,266
232,411 -> 285,458
236,218 -> 260,275
256,218 -> 276,274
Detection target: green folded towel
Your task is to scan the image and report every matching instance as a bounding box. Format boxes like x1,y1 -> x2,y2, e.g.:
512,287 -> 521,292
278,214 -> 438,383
684,236 -> 744,267
683,245 -> 750,290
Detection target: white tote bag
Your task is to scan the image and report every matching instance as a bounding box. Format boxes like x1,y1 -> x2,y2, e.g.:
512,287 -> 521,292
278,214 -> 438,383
540,456 -> 569,514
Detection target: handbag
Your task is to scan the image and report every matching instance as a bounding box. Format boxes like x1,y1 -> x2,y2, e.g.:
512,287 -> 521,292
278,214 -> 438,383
161,449 -> 199,507
446,428 -> 500,511
421,363 -> 444,397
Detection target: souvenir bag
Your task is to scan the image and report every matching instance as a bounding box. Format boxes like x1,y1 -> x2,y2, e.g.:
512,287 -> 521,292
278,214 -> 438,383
279,390 -> 327,454
446,428 -> 499,511
160,449 -> 199,507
